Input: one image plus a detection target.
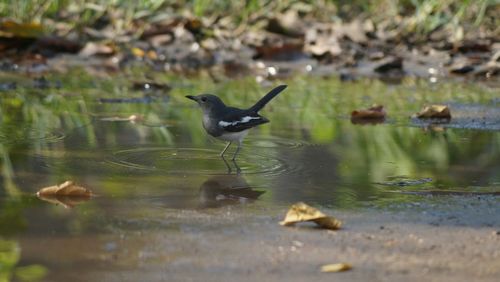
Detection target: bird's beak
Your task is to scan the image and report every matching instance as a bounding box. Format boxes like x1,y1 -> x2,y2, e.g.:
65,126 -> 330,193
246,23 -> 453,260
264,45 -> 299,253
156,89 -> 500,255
185,95 -> 198,102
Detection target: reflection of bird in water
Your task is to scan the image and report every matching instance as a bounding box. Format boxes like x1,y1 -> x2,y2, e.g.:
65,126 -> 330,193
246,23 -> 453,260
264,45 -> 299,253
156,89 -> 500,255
199,175 -> 265,208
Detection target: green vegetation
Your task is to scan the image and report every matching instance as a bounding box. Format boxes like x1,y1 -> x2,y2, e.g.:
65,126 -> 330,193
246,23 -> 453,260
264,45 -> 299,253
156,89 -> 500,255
0,0 -> 497,36
0,239 -> 47,282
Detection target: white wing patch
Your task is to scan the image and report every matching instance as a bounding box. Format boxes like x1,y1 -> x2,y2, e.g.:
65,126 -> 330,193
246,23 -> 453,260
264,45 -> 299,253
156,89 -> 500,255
219,116 -> 261,127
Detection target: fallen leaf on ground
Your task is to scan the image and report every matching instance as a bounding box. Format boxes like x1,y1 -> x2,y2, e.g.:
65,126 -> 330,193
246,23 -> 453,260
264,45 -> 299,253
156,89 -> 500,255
0,20 -> 44,38
131,47 -> 145,58
320,263 -> 352,273
415,105 -> 451,118
36,181 -> 93,197
351,105 -> 386,119
79,42 -> 115,57
280,202 -> 342,230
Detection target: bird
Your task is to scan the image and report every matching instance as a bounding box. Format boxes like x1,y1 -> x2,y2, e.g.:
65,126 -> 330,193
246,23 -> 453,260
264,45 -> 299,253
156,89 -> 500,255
186,84 -> 287,161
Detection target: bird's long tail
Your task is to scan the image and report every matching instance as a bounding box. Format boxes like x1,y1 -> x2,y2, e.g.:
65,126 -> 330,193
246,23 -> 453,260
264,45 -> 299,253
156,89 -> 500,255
248,85 -> 287,112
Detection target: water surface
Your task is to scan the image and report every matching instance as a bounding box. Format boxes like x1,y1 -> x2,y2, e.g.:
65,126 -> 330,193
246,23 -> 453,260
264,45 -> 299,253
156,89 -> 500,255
0,70 -> 498,281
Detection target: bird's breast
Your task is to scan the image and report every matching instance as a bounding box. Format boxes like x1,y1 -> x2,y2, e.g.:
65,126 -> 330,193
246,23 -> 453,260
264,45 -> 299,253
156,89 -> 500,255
202,116 -> 222,137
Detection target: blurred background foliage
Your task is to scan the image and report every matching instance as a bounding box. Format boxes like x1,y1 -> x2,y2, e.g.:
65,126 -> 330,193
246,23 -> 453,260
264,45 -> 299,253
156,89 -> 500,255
0,0 -> 497,35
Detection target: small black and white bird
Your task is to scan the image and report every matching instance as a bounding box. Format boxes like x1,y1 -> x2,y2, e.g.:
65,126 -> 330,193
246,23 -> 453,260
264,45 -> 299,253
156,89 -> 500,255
186,85 -> 287,160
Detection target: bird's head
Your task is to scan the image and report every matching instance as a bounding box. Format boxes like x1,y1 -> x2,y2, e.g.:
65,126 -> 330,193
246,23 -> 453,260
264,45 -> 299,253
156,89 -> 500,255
185,94 -> 226,114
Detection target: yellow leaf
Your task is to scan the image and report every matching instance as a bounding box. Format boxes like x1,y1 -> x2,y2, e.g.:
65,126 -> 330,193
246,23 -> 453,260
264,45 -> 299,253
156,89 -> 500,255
320,263 -> 352,272
279,202 -> 342,230
131,47 -> 145,57
0,20 -> 44,38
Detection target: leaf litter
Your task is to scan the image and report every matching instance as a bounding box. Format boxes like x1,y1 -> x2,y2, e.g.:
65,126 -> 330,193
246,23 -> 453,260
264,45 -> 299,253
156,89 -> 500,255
280,202 -> 342,230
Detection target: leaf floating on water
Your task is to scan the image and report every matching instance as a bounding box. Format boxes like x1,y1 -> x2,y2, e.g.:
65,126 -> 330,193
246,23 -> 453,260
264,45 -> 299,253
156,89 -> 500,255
100,114 -> 144,123
36,181 -> 93,197
351,105 -> 386,119
128,114 -> 144,123
279,202 -> 342,230
36,181 -> 93,208
320,263 -> 352,273
415,105 -> 451,118
36,195 -> 92,209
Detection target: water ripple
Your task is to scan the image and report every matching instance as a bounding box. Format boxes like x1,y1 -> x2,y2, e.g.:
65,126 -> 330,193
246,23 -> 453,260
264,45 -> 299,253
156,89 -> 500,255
0,124 -> 65,145
106,147 -> 297,176
245,135 -> 310,149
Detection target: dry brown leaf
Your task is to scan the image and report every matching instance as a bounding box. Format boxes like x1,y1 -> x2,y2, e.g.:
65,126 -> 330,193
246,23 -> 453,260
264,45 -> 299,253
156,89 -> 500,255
36,195 -> 92,209
146,50 -> 158,60
280,202 -> 342,230
128,114 -> 144,123
351,105 -> 386,119
313,217 -> 343,230
320,263 -> 352,273
79,42 -> 115,57
36,181 -> 93,197
415,105 -> 451,118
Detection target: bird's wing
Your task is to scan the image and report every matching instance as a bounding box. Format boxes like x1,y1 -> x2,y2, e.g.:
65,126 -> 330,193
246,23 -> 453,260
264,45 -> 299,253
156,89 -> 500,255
218,110 -> 269,132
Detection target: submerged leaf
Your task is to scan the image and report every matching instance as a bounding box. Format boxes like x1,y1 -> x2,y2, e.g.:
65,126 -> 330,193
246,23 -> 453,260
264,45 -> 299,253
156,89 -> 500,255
280,202 -> 342,230
36,181 -> 93,197
320,263 -> 352,272
415,105 -> 451,118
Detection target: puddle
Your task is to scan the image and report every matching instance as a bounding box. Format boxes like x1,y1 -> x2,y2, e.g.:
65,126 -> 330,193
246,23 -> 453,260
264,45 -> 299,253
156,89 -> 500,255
411,103 -> 500,130
375,176 -> 433,187
0,70 -> 498,281
106,147 -> 290,176
0,124 -> 66,145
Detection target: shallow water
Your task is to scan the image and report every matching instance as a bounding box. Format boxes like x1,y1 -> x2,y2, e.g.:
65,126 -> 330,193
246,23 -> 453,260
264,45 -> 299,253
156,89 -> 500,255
0,69 -> 499,280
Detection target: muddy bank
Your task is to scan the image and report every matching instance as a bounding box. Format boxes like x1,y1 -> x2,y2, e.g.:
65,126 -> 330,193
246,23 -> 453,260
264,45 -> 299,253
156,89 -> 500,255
18,196 -> 500,282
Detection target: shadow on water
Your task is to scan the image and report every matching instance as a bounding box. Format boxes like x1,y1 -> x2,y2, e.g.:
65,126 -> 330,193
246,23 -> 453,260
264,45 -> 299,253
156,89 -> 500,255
0,70 -> 499,281
198,174 -> 265,208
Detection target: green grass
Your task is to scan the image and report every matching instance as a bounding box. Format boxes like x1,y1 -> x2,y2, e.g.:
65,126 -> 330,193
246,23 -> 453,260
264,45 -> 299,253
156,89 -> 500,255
0,0 -> 497,37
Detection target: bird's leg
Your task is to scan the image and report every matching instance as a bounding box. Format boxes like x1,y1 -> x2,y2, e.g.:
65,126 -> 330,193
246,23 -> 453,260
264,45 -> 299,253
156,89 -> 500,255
232,159 -> 241,174
220,142 -> 232,157
221,155 -> 232,174
231,142 -> 242,161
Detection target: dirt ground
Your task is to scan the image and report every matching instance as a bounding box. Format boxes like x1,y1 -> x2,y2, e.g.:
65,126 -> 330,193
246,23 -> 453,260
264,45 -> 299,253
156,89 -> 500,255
24,196 -> 499,282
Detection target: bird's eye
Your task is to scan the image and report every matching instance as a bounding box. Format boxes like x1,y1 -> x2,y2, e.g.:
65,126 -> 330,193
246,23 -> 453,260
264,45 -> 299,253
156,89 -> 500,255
201,97 -> 207,102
